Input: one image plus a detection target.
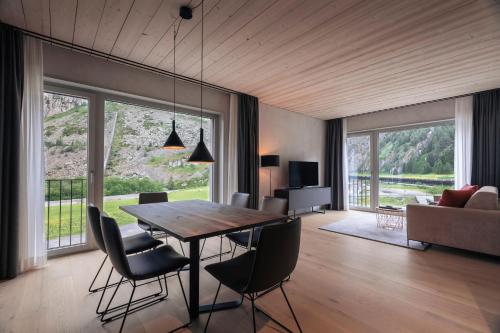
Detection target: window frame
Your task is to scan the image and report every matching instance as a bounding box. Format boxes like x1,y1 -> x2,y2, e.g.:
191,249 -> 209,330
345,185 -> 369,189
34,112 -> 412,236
44,79 -> 221,255
347,119 -> 455,211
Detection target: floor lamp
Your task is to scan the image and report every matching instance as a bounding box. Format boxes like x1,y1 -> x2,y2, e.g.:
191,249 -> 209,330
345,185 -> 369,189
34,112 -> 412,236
261,155 -> 280,196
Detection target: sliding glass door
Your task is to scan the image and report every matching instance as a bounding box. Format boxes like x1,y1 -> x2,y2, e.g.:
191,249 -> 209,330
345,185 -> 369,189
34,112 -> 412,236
348,121 -> 454,210
43,90 -> 91,251
347,134 -> 373,209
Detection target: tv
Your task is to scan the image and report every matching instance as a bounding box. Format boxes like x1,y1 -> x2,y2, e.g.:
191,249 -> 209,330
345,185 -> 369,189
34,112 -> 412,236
289,161 -> 319,188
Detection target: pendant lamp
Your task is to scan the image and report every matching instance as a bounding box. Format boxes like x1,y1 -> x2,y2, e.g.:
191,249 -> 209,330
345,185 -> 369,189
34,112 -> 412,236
162,15 -> 185,150
188,0 -> 214,163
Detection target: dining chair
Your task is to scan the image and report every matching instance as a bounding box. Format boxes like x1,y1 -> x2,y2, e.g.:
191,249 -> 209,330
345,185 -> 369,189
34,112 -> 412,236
100,215 -> 190,333
87,205 -> 163,315
204,217 -> 303,333
138,192 -> 185,255
227,196 -> 288,256
200,192 -> 251,262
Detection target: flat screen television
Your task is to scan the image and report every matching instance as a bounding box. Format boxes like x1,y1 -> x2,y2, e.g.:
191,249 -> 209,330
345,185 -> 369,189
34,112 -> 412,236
289,161 -> 319,188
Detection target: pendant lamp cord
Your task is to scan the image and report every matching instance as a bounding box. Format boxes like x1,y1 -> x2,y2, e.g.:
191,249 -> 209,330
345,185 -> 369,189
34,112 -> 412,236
200,0 -> 204,130
173,18 -> 183,122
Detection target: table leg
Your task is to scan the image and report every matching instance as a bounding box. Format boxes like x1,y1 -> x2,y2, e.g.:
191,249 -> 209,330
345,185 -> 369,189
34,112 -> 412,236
189,239 -> 200,319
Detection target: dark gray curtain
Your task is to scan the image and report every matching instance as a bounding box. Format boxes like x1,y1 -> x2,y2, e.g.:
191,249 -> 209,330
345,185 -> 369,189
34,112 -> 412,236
0,24 -> 23,279
237,94 -> 259,209
471,89 -> 500,190
325,118 -> 344,210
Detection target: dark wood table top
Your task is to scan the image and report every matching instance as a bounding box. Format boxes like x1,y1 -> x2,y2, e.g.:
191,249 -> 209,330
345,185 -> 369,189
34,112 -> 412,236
119,200 -> 287,242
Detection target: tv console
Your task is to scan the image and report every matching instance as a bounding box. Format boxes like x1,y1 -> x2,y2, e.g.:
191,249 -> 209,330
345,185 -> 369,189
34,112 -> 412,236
274,186 -> 331,217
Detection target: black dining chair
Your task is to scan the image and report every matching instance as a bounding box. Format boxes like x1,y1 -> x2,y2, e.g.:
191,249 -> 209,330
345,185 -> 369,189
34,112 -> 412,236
227,196 -> 288,256
100,216 -> 191,333
87,205 -> 162,293
138,192 -> 185,255
204,217 -> 303,333
87,205 -> 164,315
200,192 -> 251,262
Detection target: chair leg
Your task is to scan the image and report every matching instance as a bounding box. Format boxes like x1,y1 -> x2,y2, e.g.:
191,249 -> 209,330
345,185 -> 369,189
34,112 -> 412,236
204,282 -> 222,333
89,255 -> 108,293
119,282 -> 136,333
231,244 -> 237,258
219,236 -> 223,262
96,267 -> 114,314
163,274 -> 169,297
280,284 -> 303,333
250,294 -> 257,333
100,276 -> 125,320
178,240 -> 185,256
200,238 -> 207,257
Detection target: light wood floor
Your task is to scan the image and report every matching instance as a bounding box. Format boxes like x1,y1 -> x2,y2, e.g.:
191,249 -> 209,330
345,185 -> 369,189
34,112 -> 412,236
2,210 -> 500,333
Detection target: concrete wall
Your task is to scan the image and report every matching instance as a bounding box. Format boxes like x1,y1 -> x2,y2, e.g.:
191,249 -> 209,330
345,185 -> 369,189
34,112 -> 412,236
259,103 -> 326,199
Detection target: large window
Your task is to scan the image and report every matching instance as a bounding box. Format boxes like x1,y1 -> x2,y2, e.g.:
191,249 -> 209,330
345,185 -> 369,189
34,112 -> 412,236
347,121 -> 454,209
42,83 -> 220,253
102,100 -> 214,234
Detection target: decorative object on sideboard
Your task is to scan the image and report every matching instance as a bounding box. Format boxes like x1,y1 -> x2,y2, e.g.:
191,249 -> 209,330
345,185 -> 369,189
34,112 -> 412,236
261,154 -> 280,196
188,0 -> 215,164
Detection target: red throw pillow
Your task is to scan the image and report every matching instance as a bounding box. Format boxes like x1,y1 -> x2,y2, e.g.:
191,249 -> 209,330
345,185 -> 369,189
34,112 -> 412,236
438,188 -> 476,207
461,184 -> 479,193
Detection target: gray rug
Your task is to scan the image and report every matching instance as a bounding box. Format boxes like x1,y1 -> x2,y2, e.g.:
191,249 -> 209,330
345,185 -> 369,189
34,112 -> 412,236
319,214 -> 429,251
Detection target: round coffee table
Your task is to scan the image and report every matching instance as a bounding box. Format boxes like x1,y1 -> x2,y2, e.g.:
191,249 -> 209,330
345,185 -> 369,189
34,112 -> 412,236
376,206 -> 406,231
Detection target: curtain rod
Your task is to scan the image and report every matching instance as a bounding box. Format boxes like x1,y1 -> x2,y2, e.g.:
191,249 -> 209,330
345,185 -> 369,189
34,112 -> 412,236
5,23 -> 241,96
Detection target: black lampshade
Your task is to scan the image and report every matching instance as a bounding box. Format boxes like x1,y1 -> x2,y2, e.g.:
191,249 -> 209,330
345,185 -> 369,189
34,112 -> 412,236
261,155 -> 280,167
188,128 -> 214,163
162,120 -> 185,150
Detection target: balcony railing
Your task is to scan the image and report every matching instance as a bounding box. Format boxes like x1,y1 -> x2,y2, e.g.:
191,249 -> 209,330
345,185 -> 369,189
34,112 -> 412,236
348,175 -> 454,208
45,178 -> 87,250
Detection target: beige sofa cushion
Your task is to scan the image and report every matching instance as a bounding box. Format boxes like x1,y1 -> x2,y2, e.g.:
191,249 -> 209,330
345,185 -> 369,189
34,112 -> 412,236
464,186 -> 498,210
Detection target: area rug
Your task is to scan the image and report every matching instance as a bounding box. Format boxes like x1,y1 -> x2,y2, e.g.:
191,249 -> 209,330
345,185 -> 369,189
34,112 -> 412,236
319,213 -> 429,251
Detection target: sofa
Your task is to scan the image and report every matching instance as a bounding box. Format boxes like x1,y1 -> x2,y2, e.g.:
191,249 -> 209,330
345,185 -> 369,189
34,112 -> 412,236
407,186 -> 500,256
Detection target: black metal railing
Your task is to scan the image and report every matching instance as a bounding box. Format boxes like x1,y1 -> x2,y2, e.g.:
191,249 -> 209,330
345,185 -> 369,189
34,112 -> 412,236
348,175 -> 371,208
45,178 -> 87,250
348,175 -> 454,208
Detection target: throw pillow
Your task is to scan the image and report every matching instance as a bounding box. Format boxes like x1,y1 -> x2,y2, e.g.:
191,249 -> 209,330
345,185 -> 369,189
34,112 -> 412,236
438,188 -> 477,208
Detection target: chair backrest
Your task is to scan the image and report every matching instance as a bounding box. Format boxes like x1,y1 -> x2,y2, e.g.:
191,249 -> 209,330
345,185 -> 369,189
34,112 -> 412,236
138,192 -> 168,224
245,217 -> 301,293
87,205 -> 107,253
260,196 -> 288,215
100,216 -> 133,279
230,192 -> 250,208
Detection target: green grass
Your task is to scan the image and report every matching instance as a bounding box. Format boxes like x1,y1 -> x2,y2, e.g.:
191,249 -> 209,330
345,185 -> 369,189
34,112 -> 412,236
44,186 -> 209,240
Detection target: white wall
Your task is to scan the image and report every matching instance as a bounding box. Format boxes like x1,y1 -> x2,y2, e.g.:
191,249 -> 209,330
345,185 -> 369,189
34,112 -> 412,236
347,99 -> 455,132
259,103 -> 326,199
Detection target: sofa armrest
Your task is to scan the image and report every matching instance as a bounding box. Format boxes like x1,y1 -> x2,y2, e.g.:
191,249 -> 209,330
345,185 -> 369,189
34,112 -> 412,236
407,204 -> 500,255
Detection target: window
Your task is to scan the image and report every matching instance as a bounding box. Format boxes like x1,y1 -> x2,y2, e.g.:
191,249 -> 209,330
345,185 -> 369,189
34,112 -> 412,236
102,100 -> 214,234
347,121 -> 455,209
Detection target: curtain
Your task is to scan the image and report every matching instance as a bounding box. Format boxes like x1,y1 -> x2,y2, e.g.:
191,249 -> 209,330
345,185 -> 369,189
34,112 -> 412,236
325,118 -> 345,210
18,36 -> 46,273
454,96 -> 473,189
225,93 -> 239,204
471,89 -> 500,190
237,94 -> 259,209
0,25 -> 24,279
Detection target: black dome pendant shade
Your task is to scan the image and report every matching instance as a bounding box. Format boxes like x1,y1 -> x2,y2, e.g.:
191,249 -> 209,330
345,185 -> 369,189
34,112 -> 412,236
188,0 -> 215,164
162,120 -> 185,150
188,128 -> 214,163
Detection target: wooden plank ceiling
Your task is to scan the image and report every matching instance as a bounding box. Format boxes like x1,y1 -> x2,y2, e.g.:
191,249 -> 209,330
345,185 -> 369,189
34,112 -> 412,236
1,0 -> 500,119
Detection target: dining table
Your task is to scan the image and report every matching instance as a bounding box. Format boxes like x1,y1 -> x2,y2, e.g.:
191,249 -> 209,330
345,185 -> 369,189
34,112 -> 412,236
119,199 -> 288,319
